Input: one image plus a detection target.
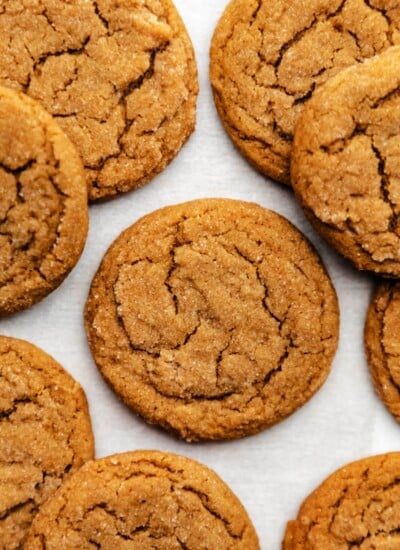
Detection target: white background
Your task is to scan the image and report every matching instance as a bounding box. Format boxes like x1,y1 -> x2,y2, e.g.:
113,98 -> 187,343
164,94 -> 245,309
2,2 -> 400,548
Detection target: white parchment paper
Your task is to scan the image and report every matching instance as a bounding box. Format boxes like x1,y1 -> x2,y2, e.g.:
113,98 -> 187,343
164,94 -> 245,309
2,2 -> 400,548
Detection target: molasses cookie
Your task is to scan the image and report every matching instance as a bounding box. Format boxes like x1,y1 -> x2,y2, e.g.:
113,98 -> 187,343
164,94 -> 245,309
25,450 -> 259,549
85,198 -> 339,441
0,335 -> 94,549
0,86 -> 88,316
292,46 -> 400,276
365,280 -> 400,421
210,0 -> 400,185
0,0 -> 198,201
283,452 -> 400,549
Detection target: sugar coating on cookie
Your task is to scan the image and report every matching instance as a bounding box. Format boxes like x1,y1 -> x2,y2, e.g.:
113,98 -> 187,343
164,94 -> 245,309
0,85 -> 88,316
292,45 -> 400,276
0,0 -> 198,201
283,452 -> 400,549
24,450 -> 259,549
85,198 -> 339,441
0,336 -> 94,549
365,281 -> 400,421
210,0 -> 400,185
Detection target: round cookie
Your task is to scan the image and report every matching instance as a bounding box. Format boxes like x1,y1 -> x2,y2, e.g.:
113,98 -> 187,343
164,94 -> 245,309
292,46 -> 400,276
0,335 -> 94,549
0,85 -> 88,316
283,452 -> 400,549
85,198 -> 339,441
365,280 -> 400,421
24,450 -> 259,549
0,0 -> 198,201
210,0 -> 400,185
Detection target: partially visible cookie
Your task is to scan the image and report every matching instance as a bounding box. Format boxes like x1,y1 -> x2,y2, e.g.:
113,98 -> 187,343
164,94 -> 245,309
365,280 -> 400,421
0,85 -> 88,316
85,198 -> 339,441
210,0 -> 400,186
0,0 -> 198,201
292,46 -> 400,276
283,453 -> 400,549
24,450 -> 259,549
0,335 -> 94,549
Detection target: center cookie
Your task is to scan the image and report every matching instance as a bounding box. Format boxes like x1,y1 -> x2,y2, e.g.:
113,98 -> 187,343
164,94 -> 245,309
0,0 -> 198,201
210,0 -> 400,185
85,199 -> 339,441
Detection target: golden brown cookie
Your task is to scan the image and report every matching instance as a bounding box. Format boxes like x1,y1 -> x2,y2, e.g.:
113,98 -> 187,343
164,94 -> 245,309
0,85 -> 88,316
365,280 -> 400,421
24,450 -> 259,549
0,335 -> 94,549
85,198 -> 339,441
292,46 -> 400,276
210,0 -> 400,185
0,0 -> 198,201
283,452 -> 400,549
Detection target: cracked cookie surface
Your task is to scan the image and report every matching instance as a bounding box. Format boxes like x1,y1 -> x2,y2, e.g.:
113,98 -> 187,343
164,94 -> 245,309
0,85 -> 88,316
292,45 -> 400,276
210,0 -> 400,185
0,335 -> 94,550
24,450 -> 259,549
283,452 -> 400,549
365,280 -> 400,421
0,0 -> 198,201
85,198 -> 339,441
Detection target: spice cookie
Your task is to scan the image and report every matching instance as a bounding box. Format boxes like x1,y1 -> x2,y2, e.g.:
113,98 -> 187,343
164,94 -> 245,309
0,86 -> 88,316
210,0 -> 400,185
283,452 -> 400,549
0,0 -> 198,201
0,335 -> 94,549
292,46 -> 400,276
85,198 -> 339,441
25,450 -> 259,549
365,280 -> 400,421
